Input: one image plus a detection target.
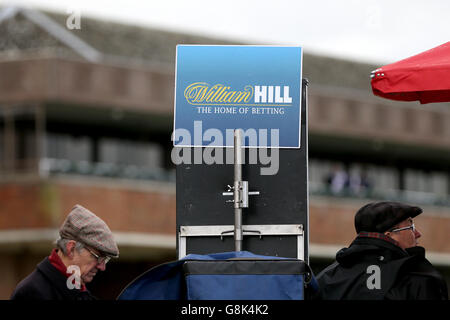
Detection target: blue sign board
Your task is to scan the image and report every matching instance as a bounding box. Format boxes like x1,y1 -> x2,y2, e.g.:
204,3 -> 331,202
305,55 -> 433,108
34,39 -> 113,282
173,45 -> 303,148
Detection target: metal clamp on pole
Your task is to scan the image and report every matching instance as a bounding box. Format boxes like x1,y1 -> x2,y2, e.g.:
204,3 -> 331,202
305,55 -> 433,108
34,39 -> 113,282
222,184 -> 259,207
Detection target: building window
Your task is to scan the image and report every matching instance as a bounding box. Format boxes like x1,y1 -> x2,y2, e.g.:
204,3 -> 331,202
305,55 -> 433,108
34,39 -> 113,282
99,138 -> 163,168
404,169 -> 448,196
403,109 -> 416,133
46,133 -> 91,162
310,159 -> 401,197
309,159 -> 333,191
375,105 -> 388,130
346,101 -> 359,123
0,131 -> 3,165
431,112 -> 444,136
316,97 -> 329,122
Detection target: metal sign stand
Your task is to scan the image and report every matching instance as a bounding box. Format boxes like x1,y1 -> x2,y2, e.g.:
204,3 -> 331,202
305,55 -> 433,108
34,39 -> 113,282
177,79 -> 309,261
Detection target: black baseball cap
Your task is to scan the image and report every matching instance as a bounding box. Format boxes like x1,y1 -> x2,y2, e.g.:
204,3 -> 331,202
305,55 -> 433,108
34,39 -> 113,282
354,201 -> 422,233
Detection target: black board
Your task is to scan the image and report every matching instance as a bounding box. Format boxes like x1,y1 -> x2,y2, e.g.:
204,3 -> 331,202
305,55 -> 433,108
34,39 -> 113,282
176,79 -> 309,261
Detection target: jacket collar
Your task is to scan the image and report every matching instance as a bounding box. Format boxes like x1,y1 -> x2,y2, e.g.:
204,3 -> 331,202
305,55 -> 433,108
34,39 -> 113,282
357,232 -> 400,247
48,249 -> 87,291
336,232 -> 408,265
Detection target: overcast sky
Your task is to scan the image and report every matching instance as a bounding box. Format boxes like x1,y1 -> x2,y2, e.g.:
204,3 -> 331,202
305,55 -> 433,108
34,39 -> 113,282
3,0 -> 449,65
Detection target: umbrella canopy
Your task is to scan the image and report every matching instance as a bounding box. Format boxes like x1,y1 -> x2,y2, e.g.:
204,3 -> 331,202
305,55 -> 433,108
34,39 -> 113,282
371,41 -> 450,104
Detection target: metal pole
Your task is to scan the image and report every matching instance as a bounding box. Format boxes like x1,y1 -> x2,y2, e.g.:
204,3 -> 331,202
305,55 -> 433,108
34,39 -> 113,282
234,129 -> 243,251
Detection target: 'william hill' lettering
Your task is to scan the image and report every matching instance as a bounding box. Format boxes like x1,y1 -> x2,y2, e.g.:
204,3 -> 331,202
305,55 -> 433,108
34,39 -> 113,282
184,82 -> 253,105
184,82 -> 292,106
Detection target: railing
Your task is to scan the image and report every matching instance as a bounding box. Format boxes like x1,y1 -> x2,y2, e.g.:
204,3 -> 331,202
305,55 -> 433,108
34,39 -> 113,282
309,182 -> 450,207
38,158 -> 175,182
2,158 -> 449,207
0,158 -> 40,175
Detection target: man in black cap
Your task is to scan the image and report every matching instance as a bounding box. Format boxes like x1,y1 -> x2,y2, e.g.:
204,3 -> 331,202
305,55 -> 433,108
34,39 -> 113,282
10,204 -> 119,300
316,201 -> 448,300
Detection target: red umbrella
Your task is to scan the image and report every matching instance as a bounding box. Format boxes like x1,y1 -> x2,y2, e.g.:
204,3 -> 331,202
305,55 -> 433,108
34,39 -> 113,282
371,41 -> 450,104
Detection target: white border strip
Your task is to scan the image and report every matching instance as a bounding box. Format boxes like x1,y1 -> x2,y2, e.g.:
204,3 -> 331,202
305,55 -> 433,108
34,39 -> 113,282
0,229 -> 175,249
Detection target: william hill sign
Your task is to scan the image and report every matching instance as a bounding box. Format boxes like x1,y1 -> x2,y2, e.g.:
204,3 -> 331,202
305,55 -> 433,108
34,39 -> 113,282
173,45 -> 303,148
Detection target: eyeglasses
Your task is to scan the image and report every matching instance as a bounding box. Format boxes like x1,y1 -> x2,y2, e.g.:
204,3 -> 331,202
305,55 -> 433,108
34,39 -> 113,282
85,247 -> 111,265
390,223 -> 415,233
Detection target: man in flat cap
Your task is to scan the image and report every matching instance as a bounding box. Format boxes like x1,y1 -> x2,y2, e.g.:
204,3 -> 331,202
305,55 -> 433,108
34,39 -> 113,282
10,205 -> 119,300
316,201 -> 448,300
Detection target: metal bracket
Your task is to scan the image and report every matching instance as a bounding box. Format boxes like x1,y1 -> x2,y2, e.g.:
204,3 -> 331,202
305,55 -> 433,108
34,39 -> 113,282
220,229 -> 262,240
222,181 -> 260,208
178,224 -> 304,260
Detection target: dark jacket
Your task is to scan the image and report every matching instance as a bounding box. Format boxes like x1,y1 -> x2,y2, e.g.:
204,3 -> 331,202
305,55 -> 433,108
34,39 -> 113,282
317,233 -> 448,300
10,257 -> 96,300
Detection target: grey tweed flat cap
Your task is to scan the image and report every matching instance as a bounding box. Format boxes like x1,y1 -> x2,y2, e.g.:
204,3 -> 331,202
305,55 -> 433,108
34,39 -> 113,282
59,204 -> 119,258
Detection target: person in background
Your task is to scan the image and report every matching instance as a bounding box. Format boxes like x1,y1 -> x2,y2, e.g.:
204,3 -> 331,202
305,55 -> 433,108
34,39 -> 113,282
10,204 -> 119,300
317,201 -> 448,300
325,164 -> 349,195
